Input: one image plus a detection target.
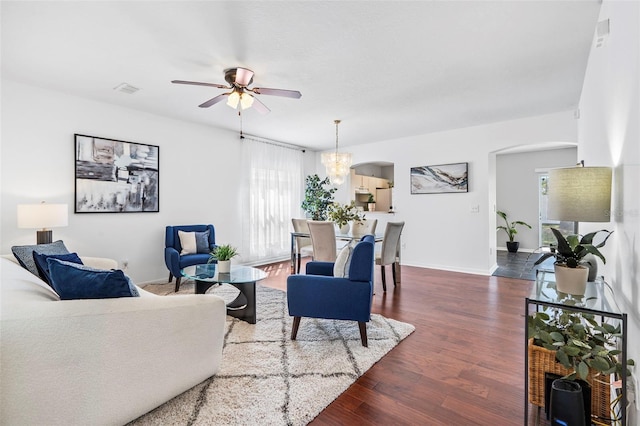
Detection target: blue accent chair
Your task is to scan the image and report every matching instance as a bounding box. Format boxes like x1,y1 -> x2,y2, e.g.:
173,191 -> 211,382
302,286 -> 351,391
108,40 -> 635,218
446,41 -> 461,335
286,235 -> 375,347
164,225 -> 216,292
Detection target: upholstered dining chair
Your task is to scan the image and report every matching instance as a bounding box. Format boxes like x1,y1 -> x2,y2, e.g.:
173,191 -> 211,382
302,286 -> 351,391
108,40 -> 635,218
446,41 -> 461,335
307,221 -> 337,262
375,221 -> 405,291
351,218 -> 378,237
287,235 -> 375,347
164,224 -> 216,292
291,218 -> 314,274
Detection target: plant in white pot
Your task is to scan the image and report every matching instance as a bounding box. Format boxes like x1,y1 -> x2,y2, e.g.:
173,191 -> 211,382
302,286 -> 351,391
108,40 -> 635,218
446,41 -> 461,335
496,210 -> 532,253
208,244 -> 239,274
327,201 -> 364,234
534,228 -> 613,295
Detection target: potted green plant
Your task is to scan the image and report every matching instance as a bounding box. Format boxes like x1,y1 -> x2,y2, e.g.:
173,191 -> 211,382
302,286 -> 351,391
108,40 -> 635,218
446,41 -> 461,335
496,210 -> 532,253
366,193 -> 376,212
208,244 -> 238,273
528,309 -> 633,417
327,201 -> 365,233
534,228 -> 612,294
301,174 -> 336,220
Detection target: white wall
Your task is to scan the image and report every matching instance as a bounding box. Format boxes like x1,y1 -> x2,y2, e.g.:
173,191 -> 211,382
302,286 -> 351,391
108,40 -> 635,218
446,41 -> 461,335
0,80 -> 317,283
496,147 -> 577,251
577,0 -> 639,413
329,111 -> 577,275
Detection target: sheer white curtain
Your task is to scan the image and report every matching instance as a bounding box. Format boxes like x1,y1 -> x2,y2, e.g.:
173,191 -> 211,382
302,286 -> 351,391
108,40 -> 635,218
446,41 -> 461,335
241,138 -> 304,264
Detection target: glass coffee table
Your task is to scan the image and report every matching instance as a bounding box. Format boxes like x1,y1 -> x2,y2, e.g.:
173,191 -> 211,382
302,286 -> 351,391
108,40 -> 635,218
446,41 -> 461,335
181,264 -> 267,324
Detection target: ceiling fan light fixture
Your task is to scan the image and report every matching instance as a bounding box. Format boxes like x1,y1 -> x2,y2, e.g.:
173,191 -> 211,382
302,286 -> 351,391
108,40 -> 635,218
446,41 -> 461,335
240,93 -> 255,110
226,91 -> 240,109
321,119 -> 352,186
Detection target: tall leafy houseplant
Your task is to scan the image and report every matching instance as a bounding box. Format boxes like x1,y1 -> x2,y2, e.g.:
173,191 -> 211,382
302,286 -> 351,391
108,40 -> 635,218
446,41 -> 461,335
301,174 -> 336,220
496,210 -> 531,253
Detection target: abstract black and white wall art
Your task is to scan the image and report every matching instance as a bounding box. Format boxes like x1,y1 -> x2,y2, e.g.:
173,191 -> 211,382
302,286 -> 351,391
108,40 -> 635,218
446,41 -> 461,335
75,134 -> 159,213
410,162 -> 468,194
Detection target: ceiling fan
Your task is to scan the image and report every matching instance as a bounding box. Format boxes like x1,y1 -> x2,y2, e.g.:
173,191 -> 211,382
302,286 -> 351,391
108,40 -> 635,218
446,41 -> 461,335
172,67 -> 302,115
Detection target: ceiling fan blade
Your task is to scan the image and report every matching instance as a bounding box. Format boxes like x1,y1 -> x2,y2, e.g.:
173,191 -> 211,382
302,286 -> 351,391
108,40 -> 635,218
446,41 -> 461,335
250,95 -> 271,115
252,87 -> 302,99
199,93 -> 229,108
235,68 -> 255,87
172,80 -> 228,89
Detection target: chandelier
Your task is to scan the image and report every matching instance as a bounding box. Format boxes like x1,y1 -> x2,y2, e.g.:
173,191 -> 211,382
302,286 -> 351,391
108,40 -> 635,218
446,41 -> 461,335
321,119 -> 352,186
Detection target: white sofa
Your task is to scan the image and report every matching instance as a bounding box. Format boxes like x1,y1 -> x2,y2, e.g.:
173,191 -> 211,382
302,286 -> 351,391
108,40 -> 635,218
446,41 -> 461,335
0,256 -> 227,425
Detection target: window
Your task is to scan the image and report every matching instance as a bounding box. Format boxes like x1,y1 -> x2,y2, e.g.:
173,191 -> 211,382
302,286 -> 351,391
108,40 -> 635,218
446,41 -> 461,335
538,174 -> 577,247
241,138 -> 303,264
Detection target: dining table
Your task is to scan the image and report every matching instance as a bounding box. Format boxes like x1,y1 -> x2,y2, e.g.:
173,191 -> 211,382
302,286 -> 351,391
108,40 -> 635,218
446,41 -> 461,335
290,230 -> 401,283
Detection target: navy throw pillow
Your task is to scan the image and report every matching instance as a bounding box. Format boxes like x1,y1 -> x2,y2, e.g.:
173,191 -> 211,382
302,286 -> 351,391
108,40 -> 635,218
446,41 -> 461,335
47,258 -> 139,300
195,230 -> 210,254
33,252 -> 83,287
11,240 -> 69,277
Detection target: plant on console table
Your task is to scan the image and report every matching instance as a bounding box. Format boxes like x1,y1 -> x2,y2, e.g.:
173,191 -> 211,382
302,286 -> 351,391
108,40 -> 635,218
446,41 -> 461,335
527,309 -> 633,418
327,201 -> 365,234
208,244 -> 238,274
534,228 -> 612,295
496,210 -> 531,253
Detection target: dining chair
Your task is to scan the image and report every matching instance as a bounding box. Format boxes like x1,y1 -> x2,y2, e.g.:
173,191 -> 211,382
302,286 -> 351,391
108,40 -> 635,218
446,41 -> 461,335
291,218 -> 314,274
307,221 -> 337,262
351,218 -> 378,237
375,221 -> 405,291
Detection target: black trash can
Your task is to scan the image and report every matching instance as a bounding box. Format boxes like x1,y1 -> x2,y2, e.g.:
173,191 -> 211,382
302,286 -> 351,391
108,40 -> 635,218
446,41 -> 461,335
549,379 -> 586,426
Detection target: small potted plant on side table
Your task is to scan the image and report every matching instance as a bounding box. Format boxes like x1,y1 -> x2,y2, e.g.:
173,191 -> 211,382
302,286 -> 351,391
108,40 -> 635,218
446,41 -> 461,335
496,210 -> 532,253
534,228 -> 612,295
209,244 -> 238,273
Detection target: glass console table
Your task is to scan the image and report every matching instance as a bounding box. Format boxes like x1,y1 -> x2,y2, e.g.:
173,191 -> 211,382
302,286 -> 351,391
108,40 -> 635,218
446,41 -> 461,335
525,271 -> 628,425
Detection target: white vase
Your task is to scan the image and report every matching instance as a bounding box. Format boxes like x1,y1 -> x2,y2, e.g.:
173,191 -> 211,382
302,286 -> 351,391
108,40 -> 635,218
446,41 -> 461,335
217,260 -> 231,274
554,264 -> 588,295
339,223 -> 350,234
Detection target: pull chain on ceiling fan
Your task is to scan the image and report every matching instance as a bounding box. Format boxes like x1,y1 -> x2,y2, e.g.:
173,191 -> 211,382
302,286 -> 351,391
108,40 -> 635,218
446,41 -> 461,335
172,67 -> 302,115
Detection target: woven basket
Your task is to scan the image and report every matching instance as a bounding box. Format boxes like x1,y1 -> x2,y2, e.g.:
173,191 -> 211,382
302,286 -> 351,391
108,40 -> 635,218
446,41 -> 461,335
528,338 -> 611,420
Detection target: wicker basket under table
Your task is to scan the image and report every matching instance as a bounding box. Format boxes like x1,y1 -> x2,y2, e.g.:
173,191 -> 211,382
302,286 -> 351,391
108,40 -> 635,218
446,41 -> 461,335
528,338 -> 611,421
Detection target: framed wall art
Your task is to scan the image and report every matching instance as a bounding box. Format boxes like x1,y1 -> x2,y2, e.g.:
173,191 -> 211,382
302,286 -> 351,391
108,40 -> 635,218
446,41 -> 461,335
410,162 -> 468,194
75,134 -> 159,213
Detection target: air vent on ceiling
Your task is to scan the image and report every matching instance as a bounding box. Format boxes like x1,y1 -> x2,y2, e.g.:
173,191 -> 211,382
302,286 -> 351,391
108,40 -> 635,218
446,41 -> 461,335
113,83 -> 140,94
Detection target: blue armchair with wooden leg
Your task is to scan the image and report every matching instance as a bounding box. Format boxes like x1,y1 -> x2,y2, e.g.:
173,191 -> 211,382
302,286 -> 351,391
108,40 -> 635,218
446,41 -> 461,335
164,225 -> 216,292
286,235 -> 375,347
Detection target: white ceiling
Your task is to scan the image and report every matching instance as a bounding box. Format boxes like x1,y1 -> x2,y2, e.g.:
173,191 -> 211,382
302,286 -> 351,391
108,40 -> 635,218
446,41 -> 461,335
1,1 -> 601,151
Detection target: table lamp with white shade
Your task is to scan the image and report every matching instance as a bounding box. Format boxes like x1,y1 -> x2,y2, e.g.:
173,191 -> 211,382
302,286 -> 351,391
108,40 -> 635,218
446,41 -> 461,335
17,202 -> 69,244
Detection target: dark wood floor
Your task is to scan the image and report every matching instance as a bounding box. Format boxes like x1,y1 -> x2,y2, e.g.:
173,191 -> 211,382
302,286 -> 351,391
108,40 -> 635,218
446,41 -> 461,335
258,259 -> 539,425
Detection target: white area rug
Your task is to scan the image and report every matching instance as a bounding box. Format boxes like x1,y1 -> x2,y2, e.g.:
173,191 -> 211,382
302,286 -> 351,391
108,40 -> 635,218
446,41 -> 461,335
131,282 -> 414,425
